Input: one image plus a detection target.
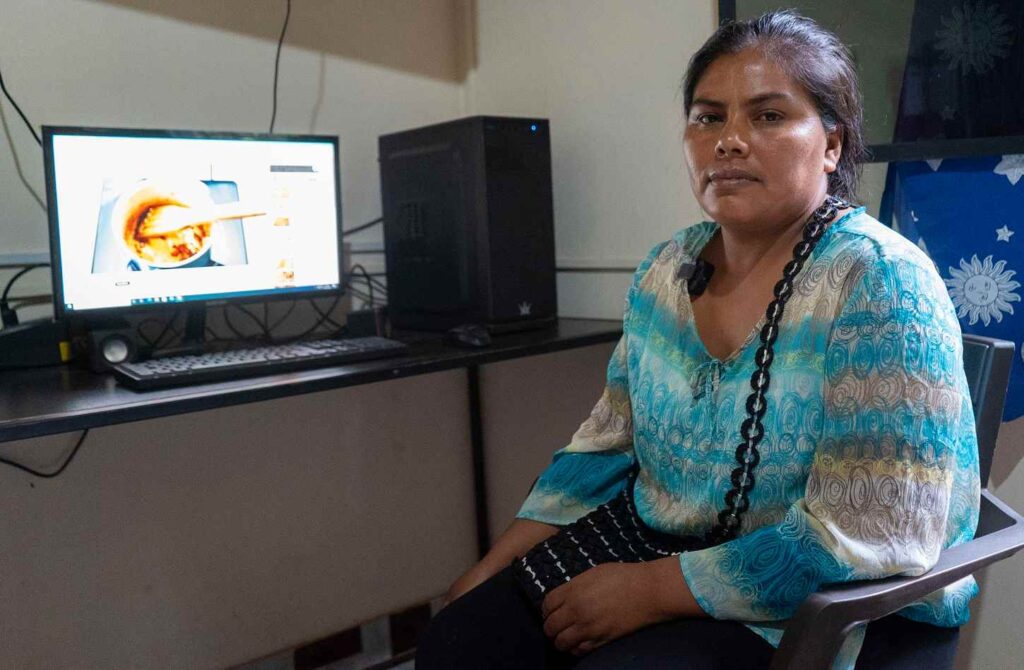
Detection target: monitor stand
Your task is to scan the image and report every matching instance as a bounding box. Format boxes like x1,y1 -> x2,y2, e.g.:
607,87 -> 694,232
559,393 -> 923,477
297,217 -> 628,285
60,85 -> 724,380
147,305 -> 206,359
181,305 -> 206,353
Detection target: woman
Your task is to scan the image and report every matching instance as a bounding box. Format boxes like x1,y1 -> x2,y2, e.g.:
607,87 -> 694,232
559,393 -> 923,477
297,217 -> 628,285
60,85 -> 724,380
417,11 -> 979,669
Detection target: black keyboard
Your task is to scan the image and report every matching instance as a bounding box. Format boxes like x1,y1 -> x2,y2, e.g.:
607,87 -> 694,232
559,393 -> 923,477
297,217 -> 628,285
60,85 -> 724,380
112,336 -> 409,390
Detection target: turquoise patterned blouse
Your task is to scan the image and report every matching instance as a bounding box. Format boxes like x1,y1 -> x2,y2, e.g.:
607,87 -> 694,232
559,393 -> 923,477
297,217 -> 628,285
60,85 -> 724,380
517,209 -> 980,668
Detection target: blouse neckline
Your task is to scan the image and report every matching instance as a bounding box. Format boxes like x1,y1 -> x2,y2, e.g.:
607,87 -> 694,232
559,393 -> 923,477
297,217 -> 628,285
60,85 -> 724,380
681,207 -> 866,366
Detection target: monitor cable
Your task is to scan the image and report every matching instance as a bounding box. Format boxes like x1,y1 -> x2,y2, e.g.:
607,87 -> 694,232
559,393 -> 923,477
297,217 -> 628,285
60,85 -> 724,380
269,0 -> 292,133
0,428 -> 89,478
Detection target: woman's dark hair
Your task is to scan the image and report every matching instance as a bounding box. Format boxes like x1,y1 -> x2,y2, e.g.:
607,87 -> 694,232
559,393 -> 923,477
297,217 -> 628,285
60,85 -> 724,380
683,10 -> 865,202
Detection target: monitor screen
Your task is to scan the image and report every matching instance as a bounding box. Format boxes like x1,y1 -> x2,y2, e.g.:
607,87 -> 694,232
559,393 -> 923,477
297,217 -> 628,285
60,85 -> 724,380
43,127 -> 343,317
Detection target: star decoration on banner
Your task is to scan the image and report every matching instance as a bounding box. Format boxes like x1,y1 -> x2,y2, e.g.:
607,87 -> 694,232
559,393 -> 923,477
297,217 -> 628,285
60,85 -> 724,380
997,225 -> 1015,242
994,155 -> 1024,185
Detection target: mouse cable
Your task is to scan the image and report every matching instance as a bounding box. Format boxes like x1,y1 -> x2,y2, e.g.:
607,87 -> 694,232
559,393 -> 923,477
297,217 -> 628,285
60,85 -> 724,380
269,0 -> 292,133
0,429 -> 89,478
0,62 -> 41,146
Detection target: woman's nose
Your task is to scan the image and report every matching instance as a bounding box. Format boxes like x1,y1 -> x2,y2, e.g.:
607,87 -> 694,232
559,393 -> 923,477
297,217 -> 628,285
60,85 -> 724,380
715,124 -> 750,158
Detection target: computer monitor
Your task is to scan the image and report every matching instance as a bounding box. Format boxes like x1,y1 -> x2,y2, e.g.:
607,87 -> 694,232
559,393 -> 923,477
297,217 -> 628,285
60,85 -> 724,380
43,126 -> 343,321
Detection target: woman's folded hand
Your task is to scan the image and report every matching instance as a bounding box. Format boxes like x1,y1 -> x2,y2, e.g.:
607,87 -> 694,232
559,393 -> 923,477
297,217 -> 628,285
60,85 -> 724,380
541,557 -> 704,655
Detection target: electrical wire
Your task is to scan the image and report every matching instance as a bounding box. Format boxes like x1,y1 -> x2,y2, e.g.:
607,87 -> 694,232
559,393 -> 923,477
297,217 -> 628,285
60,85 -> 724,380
268,0 -> 292,133
268,300 -> 298,332
348,264 -> 378,305
0,63 -> 42,146
342,217 -> 383,237
272,293 -> 341,343
1,263 -> 49,327
348,267 -> 387,294
308,297 -> 344,330
228,303 -> 271,339
0,429 -> 89,478
0,92 -> 47,211
2,264 -> 48,304
222,305 -> 255,341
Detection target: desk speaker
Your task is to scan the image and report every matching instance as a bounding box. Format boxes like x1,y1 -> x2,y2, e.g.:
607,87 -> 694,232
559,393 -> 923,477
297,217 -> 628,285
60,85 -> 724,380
86,329 -> 140,372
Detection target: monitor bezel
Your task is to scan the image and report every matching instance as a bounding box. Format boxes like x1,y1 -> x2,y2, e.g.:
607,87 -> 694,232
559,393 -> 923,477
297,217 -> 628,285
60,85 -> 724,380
42,125 -> 345,322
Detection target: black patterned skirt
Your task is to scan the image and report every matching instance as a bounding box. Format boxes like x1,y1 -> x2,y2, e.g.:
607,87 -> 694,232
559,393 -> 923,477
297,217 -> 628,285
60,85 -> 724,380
511,474 -> 709,608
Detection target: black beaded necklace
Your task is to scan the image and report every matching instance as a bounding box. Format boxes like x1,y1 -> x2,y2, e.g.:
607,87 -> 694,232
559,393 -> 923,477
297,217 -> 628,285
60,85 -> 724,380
688,194 -> 851,545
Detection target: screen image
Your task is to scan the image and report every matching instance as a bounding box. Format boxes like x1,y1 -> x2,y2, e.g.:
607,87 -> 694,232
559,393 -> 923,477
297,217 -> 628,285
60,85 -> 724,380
46,130 -> 342,314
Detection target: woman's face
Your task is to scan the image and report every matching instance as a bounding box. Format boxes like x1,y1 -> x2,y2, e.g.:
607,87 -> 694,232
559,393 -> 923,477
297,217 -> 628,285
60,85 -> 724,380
684,48 -> 842,232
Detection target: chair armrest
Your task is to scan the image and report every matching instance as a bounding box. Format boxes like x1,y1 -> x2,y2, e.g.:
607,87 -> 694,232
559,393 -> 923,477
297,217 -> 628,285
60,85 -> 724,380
769,490 -> 1024,670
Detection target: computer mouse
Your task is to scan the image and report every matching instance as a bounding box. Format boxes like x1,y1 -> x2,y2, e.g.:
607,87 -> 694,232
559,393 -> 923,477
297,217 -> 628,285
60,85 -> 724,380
446,323 -> 492,348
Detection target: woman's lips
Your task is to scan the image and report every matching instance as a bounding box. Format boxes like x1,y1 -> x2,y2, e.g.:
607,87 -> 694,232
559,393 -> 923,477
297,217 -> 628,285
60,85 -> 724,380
707,168 -> 758,187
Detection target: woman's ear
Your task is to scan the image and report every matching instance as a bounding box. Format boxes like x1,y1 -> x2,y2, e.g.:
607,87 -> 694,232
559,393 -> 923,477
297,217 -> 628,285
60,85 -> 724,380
824,128 -> 843,174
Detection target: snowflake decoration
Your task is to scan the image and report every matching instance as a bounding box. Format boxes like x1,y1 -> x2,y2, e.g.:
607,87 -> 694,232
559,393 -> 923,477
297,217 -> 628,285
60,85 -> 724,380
934,1 -> 1014,76
945,254 -> 1021,326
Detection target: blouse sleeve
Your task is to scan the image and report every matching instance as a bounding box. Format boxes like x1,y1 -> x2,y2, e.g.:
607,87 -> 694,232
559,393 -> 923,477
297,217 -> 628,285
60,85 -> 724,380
677,255 -> 980,623
516,241 -> 668,526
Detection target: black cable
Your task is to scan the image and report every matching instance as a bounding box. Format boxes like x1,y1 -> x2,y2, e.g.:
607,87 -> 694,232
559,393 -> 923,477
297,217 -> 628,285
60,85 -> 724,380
1,263 -> 49,327
348,264 -> 376,305
305,293 -> 341,335
229,303 -> 270,339
273,293 -> 341,342
269,0 -> 292,133
349,268 -> 387,294
267,299 -> 298,333
308,297 -> 343,330
135,318 -> 163,348
2,264 -> 48,304
222,305 -> 253,341
0,63 -> 42,146
0,429 -> 89,478
342,217 -> 383,237
346,280 -> 374,307
151,311 -> 182,350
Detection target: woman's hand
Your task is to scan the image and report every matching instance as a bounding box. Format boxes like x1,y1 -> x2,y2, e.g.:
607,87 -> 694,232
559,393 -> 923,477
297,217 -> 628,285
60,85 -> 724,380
541,557 -> 704,655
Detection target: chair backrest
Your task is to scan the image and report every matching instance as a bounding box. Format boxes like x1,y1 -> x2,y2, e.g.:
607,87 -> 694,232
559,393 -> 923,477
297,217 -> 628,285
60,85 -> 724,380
961,333 -> 1015,488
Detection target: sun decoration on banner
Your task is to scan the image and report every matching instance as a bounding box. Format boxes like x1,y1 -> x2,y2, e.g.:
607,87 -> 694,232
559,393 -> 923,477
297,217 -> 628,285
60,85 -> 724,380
934,1 -> 1014,75
945,255 -> 1021,326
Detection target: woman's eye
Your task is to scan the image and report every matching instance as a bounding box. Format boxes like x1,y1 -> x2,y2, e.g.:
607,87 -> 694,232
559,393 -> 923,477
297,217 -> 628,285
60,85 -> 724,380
694,113 -> 721,125
758,111 -> 783,122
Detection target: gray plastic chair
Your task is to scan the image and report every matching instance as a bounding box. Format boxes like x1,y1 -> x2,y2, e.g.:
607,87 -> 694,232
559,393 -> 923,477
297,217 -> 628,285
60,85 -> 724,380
770,334 -> 1023,669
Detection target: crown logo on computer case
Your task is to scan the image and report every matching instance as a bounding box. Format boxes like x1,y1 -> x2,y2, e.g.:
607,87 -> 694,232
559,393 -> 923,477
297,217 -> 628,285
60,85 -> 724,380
518,301 -> 532,316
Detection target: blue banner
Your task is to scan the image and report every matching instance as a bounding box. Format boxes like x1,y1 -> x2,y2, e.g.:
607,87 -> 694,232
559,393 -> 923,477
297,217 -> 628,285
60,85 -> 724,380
882,155 -> 1023,421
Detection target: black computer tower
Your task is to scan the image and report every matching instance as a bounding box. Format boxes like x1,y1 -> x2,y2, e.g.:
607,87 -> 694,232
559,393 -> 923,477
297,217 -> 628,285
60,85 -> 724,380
379,116 -> 557,332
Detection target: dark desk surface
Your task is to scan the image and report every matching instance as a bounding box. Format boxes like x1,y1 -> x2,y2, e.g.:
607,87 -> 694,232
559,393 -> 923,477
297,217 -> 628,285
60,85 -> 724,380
0,318 -> 622,443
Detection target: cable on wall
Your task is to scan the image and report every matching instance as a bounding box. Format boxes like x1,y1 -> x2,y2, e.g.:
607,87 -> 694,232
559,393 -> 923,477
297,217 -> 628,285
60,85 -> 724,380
0,429 -> 89,478
269,0 -> 293,133
0,62 -> 42,146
